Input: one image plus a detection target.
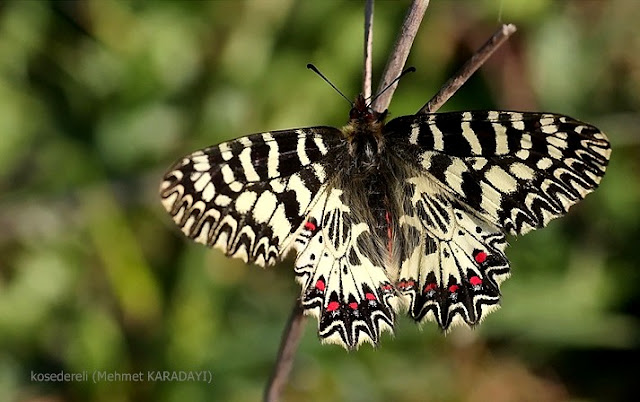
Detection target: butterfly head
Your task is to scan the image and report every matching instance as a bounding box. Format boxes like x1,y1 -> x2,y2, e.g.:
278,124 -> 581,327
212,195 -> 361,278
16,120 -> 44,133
343,94 -> 387,142
349,94 -> 387,125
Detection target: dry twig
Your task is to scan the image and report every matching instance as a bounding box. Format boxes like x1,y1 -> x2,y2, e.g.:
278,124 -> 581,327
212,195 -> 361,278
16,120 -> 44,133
264,5 -> 430,401
264,300 -> 306,402
371,0 -> 429,112
419,23 -> 517,114
363,0 -> 375,99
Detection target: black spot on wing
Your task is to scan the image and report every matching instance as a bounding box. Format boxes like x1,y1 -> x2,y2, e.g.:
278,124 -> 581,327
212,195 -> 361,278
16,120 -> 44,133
506,125 -> 523,153
460,170 -> 482,210
428,154 -> 453,182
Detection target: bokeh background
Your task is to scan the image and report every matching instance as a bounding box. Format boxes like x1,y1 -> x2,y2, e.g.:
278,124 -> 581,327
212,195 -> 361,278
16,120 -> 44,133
1,0 -> 639,401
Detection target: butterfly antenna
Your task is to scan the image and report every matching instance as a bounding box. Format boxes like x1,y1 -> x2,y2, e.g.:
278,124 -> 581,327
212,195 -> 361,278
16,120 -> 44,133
367,66 -> 416,105
307,64 -> 353,106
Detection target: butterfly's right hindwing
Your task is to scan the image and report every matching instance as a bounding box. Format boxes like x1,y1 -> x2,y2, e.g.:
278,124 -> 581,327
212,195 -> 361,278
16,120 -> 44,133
394,176 -> 510,329
160,127 -> 343,267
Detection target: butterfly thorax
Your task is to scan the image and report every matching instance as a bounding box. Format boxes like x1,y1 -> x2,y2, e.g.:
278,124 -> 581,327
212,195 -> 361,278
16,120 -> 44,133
342,94 -> 388,173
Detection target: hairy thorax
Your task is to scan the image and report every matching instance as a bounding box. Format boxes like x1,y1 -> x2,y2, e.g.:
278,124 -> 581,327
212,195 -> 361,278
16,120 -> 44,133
343,119 -> 385,174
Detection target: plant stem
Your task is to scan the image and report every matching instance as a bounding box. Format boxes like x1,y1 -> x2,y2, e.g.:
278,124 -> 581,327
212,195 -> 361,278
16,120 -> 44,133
264,7 -> 517,402
418,23 -> 517,114
264,300 -> 306,402
371,0 -> 429,113
363,0 -> 375,100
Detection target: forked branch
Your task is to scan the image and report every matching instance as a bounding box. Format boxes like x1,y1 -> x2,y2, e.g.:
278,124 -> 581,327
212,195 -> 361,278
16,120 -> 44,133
265,5 -> 516,402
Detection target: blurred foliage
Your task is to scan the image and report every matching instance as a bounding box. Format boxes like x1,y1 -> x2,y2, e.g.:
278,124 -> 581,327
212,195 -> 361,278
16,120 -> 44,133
0,1 -> 639,401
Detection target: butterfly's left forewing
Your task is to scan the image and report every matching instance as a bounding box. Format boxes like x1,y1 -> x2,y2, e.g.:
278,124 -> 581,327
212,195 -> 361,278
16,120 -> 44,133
160,127 -> 343,266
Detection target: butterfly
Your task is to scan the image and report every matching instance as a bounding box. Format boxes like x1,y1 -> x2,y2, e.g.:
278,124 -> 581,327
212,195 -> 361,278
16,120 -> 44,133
160,89 -> 610,349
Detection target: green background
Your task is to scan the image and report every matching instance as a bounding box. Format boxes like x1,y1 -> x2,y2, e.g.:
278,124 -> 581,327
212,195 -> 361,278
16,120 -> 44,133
1,1 -> 638,401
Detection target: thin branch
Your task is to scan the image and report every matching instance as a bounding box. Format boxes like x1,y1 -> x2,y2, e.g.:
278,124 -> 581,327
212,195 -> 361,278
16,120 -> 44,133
363,0 -> 374,99
418,23 -> 517,114
264,299 -> 306,402
371,0 -> 429,112
264,2 -> 431,400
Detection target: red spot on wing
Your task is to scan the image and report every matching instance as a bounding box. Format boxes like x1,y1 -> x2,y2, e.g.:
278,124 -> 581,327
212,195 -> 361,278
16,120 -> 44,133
469,276 -> 482,286
315,279 -> 326,292
349,302 -> 358,310
304,221 -> 317,231
475,251 -> 487,264
424,283 -> 437,293
365,292 -> 376,301
381,283 -> 393,292
448,284 -> 459,293
326,301 -> 340,312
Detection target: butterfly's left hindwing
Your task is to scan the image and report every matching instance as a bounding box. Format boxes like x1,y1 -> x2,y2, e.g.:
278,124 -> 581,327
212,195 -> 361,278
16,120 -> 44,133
160,127 -> 343,267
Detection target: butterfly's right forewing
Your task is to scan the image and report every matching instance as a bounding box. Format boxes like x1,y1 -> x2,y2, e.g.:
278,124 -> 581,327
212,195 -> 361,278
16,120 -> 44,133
386,111 -> 611,235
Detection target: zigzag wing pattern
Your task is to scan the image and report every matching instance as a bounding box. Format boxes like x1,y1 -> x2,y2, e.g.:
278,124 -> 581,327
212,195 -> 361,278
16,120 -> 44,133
394,176 -> 510,329
160,127 -> 343,266
385,111 -> 611,235
293,187 -> 400,348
